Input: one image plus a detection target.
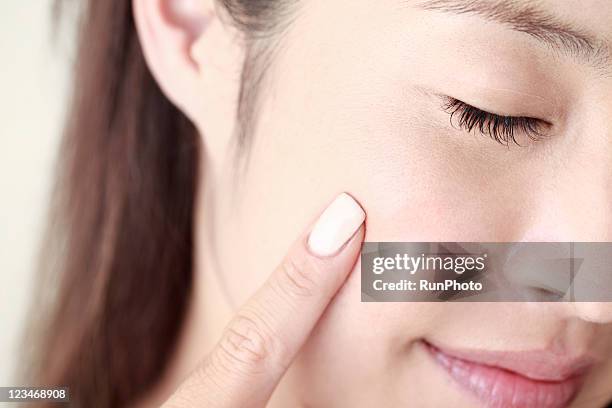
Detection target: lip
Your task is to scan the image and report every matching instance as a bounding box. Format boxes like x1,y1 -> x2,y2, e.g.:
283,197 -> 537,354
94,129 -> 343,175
424,340 -> 594,408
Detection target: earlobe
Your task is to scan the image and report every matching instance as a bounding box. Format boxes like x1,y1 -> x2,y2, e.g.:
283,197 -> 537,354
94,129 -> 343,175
134,0 -> 244,159
132,0 -> 213,120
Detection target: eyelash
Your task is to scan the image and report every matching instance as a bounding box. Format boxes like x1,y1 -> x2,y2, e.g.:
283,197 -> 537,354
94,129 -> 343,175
442,97 -> 547,146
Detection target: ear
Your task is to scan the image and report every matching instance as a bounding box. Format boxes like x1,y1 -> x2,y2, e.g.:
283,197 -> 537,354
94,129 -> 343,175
133,0 -> 243,130
132,0 -> 207,120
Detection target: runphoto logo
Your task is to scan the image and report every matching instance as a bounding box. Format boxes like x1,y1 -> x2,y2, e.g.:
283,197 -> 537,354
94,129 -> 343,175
372,253 -> 487,275
362,242 -> 612,302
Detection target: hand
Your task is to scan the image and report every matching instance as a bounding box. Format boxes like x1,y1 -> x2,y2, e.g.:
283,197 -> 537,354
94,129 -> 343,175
162,193 -> 366,408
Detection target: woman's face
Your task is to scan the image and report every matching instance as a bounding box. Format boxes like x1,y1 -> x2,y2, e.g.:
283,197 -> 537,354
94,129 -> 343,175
200,0 -> 612,406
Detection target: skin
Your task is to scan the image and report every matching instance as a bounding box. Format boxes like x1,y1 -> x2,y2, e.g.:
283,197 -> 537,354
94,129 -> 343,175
132,0 -> 612,406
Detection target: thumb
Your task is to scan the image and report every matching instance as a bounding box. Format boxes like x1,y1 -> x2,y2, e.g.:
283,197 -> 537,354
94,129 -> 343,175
163,193 -> 366,408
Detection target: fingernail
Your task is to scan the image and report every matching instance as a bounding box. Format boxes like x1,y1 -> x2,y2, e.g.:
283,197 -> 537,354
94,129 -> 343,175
307,193 -> 365,257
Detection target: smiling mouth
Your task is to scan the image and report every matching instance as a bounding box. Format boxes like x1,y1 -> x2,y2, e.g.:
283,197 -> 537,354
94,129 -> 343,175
423,340 -> 594,408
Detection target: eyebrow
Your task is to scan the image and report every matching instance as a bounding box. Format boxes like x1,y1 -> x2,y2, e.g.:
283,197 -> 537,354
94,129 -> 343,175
415,0 -> 610,70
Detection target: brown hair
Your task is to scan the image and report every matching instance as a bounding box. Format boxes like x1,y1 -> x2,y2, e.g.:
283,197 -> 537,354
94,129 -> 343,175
28,1 -> 293,407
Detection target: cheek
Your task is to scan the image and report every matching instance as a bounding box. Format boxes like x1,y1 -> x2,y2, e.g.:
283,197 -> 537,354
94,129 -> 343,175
244,115 -> 529,245
271,258 -> 451,406
218,2 -> 539,303
226,93 -> 532,304
355,137 -> 529,242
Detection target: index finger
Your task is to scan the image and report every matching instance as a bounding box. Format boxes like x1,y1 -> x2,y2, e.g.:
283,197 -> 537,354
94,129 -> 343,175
163,193 -> 366,408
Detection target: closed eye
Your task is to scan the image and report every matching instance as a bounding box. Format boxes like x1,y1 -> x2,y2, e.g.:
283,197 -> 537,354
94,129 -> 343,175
441,97 -> 550,147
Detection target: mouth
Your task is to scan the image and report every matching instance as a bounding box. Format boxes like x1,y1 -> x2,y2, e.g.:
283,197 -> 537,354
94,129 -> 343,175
423,340 -> 594,408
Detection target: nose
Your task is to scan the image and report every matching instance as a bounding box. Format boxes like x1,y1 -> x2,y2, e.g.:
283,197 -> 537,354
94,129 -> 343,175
518,91 -> 612,242
518,173 -> 611,242
562,92 -> 612,323
511,94 -> 612,311
570,302 -> 612,324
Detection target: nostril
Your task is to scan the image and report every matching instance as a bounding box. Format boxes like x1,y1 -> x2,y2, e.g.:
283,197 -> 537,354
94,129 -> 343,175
530,286 -> 566,302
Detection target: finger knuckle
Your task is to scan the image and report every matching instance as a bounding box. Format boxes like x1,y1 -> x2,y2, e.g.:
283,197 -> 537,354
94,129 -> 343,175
277,256 -> 318,298
216,314 -> 278,374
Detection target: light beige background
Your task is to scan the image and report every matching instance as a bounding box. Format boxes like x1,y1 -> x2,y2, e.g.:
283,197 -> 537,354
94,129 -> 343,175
0,1 -> 73,388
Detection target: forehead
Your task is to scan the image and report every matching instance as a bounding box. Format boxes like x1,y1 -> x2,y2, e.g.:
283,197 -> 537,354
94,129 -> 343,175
412,0 -> 612,38
407,0 -> 612,73
538,0 -> 612,29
